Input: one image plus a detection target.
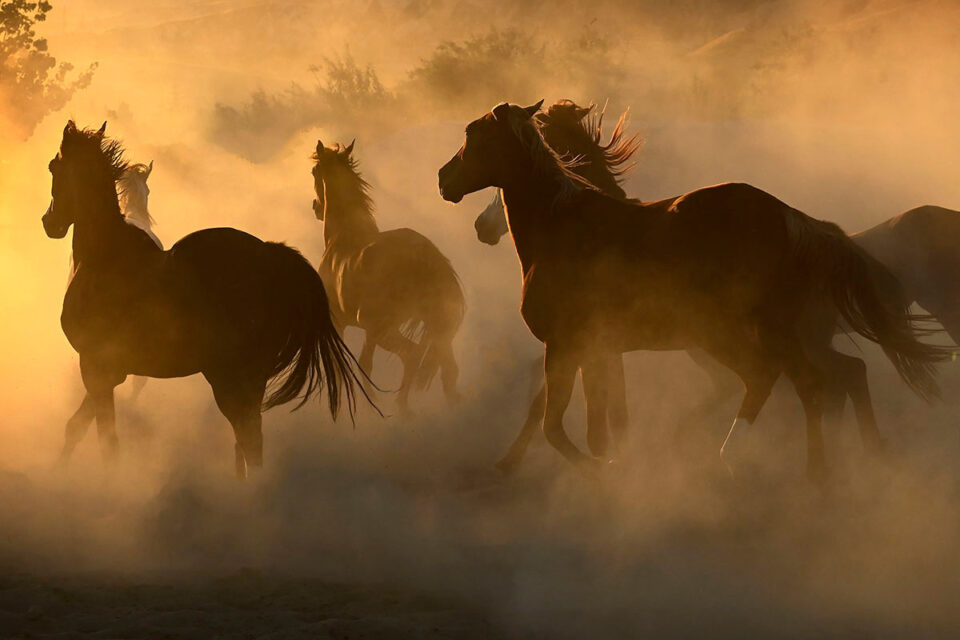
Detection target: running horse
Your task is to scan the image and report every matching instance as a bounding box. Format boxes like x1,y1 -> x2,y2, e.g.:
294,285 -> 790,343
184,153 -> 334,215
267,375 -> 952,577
474,99 -> 644,472
438,101 -> 948,480
311,139 -> 465,414
44,122 -> 362,478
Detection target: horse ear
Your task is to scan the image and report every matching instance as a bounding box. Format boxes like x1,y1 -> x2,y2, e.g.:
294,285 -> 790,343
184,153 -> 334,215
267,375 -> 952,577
492,103 -> 512,122
64,120 -> 76,136
523,99 -> 544,118
316,139 -> 324,156
96,121 -> 107,138
575,104 -> 593,120
146,160 -> 153,178
344,138 -> 355,156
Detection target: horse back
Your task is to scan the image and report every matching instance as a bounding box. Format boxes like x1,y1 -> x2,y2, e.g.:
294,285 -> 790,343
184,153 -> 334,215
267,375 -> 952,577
855,205 -> 960,311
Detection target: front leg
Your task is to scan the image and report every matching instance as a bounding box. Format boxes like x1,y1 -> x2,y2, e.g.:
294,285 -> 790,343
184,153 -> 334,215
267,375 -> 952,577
80,360 -> 124,464
581,356 -> 611,459
60,394 -> 96,464
542,341 -> 595,473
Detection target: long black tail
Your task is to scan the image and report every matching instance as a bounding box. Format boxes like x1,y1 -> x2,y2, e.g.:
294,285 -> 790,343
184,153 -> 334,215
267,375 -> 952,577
786,211 -> 952,401
261,242 -> 367,416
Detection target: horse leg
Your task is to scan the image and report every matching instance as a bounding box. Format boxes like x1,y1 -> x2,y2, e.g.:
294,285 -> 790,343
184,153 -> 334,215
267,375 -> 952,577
495,384 -> 545,475
542,341 -> 594,472
701,333 -> 781,476
358,333 -> 377,396
373,327 -> 423,416
607,356 -> 629,453
813,347 -> 883,454
784,350 -> 828,483
581,357 -> 610,458
438,339 -> 462,404
59,394 -> 96,464
206,372 -> 266,480
676,348 -> 741,442
128,376 -> 148,403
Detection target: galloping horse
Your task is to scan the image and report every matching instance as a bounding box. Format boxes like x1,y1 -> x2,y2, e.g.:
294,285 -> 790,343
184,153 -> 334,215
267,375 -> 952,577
474,99 -> 643,473
311,139 -> 465,414
44,122 -> 361,478
439,101 -> 948,480
62,160 -> 159,439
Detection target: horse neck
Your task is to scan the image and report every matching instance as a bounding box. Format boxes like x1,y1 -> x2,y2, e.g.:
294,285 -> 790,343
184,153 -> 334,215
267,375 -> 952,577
71,189 -> 134,267
322,176 -> 379,251
124,202 -> 152,229
501,181 -> 559,275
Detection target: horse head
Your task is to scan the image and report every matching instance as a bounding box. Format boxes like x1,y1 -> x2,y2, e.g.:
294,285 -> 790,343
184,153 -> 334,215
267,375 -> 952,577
438,100 -> 544,203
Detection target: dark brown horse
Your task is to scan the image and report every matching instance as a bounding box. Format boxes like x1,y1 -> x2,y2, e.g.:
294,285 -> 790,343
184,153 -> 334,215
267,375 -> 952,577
44,122 -> 361,478
439,101 -> 948,480
474,100 -> 642,473
477,101 -> 960,474
311,139 -> 465,414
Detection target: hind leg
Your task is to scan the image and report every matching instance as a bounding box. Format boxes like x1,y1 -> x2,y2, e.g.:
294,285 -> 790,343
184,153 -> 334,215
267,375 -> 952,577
700,330 -> 781,476
784,350 -> 828,482
813,347 -> 884,453
438,340 -> 461,404
205,372 -> 267,480
373,327 -> 423,416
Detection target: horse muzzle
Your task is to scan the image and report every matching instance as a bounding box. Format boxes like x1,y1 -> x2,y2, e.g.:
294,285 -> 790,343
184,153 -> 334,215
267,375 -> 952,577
438,159 -> 465,204
41,202 -> 70,238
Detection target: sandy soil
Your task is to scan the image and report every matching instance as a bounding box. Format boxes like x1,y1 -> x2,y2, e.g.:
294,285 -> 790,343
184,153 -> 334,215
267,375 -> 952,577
0,570 -> 509,640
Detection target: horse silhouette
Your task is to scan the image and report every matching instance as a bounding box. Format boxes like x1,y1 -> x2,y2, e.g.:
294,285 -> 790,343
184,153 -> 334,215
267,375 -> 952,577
473,100 -> 641,473
311,139 -> 464,415
44,122 -> 362,478
439,101 -> 948,480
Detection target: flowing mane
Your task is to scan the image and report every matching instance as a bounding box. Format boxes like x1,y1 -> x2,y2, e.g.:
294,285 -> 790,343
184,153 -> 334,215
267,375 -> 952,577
63,125 -> 130,184
312,142 -> 379,238
582,104 -> 644,178
507,106 -> 597,208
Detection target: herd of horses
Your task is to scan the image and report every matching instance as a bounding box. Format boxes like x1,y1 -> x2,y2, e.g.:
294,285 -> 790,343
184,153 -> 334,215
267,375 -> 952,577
42,99 -> 959,482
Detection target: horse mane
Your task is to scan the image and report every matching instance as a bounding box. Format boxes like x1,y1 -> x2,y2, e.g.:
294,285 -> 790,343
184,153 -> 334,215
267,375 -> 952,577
508,108 -> 597,208
311,143 -> 379,237
538,99 -> 644,180
585,105 -> 644,178
118,163 -> 156,227
64,126 -> 130,184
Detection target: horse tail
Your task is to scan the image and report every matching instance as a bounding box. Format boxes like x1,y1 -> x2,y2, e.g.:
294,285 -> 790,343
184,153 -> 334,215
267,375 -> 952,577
785,211 -> 951,401
260,242 -> 366,417
412,258 -> 466,392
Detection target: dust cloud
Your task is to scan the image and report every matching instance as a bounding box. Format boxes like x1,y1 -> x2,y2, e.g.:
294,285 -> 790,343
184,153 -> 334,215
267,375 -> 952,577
1,1 -> 960,638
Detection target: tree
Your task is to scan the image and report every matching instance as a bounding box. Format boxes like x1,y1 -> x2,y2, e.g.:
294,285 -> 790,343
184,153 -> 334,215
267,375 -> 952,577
0,1 -> 96,140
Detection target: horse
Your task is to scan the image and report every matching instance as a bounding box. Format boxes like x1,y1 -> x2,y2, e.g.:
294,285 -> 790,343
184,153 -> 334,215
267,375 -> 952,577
438,101 -> 949,480
476,101 -> 959,476
311,139 -> 465,414
62,160 -> 158,436
44,121 -> 362,479
474,99 -> 643,473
